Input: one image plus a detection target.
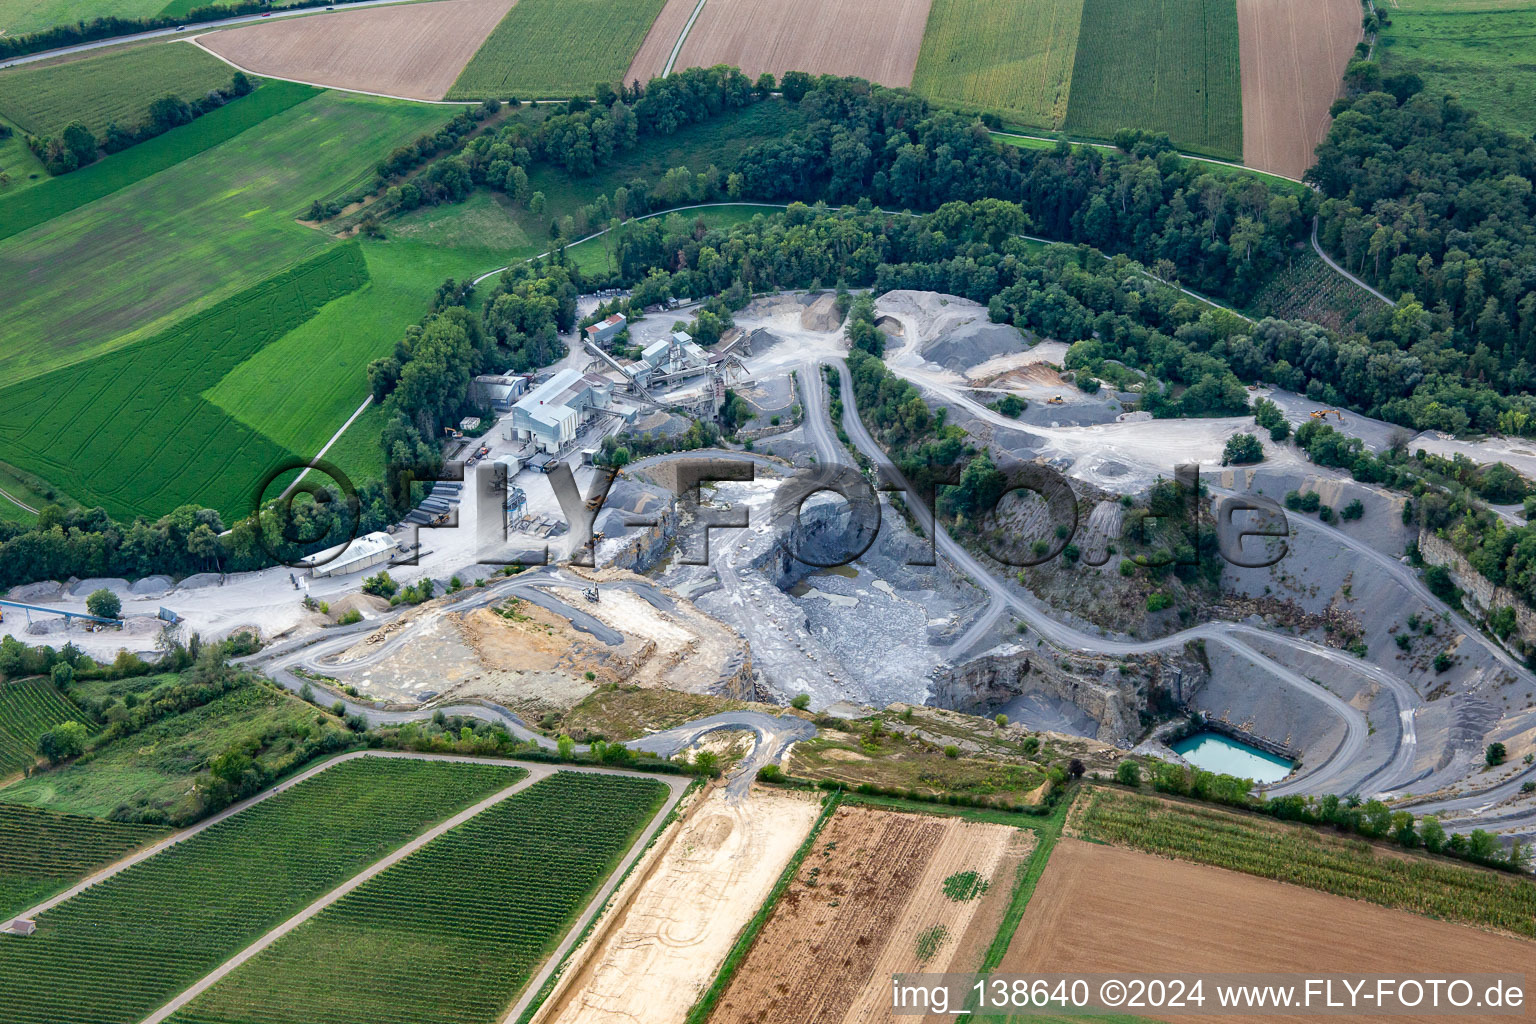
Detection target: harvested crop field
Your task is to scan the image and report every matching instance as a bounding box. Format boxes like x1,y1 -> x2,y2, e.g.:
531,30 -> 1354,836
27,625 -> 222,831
1236,0 -> 1360,178
708,805 -> 1029,1024
196,0 -> 515,101
1002,838 -> 1536,1024
536,788 -> 821,1024
647,0 -> 934,88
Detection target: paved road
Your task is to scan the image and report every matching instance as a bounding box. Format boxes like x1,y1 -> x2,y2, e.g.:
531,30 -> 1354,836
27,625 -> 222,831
1312,215 -> 1395,307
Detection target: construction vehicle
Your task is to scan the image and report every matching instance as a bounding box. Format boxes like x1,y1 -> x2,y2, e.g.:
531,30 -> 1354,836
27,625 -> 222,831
1047,395 -> 1065,405
583,587 -> 600,603
443,427 -> 463,439
1309,409 -> 1345,423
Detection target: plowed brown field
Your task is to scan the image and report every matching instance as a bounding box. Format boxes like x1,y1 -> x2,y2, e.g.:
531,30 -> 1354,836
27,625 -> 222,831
1237,0 -> 1360,178
196,0 -> 515,101
1004,838 -> 1536,1024
709,806 -> 1025,1024
631,0 -> 933,87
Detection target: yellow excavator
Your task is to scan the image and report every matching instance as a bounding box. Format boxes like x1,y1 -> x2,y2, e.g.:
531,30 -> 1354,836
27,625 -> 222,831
1309,409 -> 1345,423
1047,395 -> 1065,405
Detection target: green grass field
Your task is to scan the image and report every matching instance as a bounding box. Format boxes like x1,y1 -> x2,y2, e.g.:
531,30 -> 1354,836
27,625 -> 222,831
448,0 -> 670,99
0,458 -> 74,524
0,79 -> 316,244
0,0 -> 168,37
0,680 -> 335,820
912,0 -> 1086,129
0,88 -> 448,385
167,771 -> 667,1024
0,41 -> 236,139
0,804 -> 168,920
1062,0 -> 1242,159
1379,0 -> 1536,136
0,115 -> 46,196
0,757 -> 524,1024
0,245 -> 367,521
0,679 -> 95,777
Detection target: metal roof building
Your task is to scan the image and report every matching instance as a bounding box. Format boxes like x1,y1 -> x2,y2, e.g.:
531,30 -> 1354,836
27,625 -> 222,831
510,367 -> 610,453
306,531 -> 399,579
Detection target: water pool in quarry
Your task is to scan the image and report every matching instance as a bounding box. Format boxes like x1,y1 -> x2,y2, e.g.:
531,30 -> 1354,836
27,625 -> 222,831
1171,731 -> 1294,784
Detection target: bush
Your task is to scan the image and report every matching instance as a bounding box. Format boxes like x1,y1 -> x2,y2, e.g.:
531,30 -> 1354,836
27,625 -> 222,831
1118,559 -> 1137,577
37,720 -> 88,763
337,609 -> 362,626
1145,592 -> 1173,612
1486,742 -> 1507,767
791,693 -> 811,710
994,713 -> 1008,727
1341,499 -> 1365,521
1222,432 -> 1263,465
943,745 -> 959,758
1115,759 -> 1141,787
86,589 -> 121,620
362,571 -> 398,598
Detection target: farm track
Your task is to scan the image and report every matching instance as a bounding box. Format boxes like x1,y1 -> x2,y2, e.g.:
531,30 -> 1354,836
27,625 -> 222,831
0,486 -> 37,515
3,752 -> 687,1024
141,760 -> 689,1024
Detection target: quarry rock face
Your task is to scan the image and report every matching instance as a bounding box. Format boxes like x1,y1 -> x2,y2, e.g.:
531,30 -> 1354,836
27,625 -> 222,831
930,643 -> 1208,746
1419,530 -> 1536,649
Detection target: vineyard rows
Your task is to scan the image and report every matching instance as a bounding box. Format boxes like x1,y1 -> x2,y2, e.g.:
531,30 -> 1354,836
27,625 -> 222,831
0,758 -> 524,1024
1078,789 -> 1536,937
0,678 -> 96,776
0,804 -> 167,921
168,771 -> 670,1024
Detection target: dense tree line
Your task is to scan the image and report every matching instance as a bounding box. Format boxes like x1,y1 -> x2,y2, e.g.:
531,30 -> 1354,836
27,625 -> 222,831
31,72 -> 253,175
1312,79 -> 1536,388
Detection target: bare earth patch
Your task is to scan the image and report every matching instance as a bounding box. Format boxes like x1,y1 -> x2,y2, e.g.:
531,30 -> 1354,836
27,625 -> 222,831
195,0 -> 516,101
709,805 -> 1022,1024
535,787 -> 821,1024
1237,0 -> 1361,178
1003,838 -> 1536,1024
656,0 -> 934,87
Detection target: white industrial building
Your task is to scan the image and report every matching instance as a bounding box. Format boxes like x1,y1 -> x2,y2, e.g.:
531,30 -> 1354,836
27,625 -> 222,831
510,368 -> 613,453
633,331 -> 708,387
306,531 -> 399,578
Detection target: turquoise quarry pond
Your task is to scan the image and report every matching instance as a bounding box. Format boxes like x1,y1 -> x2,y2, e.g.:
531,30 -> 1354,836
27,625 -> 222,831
1171,731 -> 1293,783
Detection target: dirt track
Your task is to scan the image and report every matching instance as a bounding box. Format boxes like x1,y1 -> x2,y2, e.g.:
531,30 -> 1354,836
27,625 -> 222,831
196,0 -> 515,101
1004,838 -> 1536,1024
536,788 -> 820,1024
646,0 -> 933,87
1237,0 -> 1360,178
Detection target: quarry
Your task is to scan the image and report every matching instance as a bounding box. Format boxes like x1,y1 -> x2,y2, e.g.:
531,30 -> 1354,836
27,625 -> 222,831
8,288 -> 1536,846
